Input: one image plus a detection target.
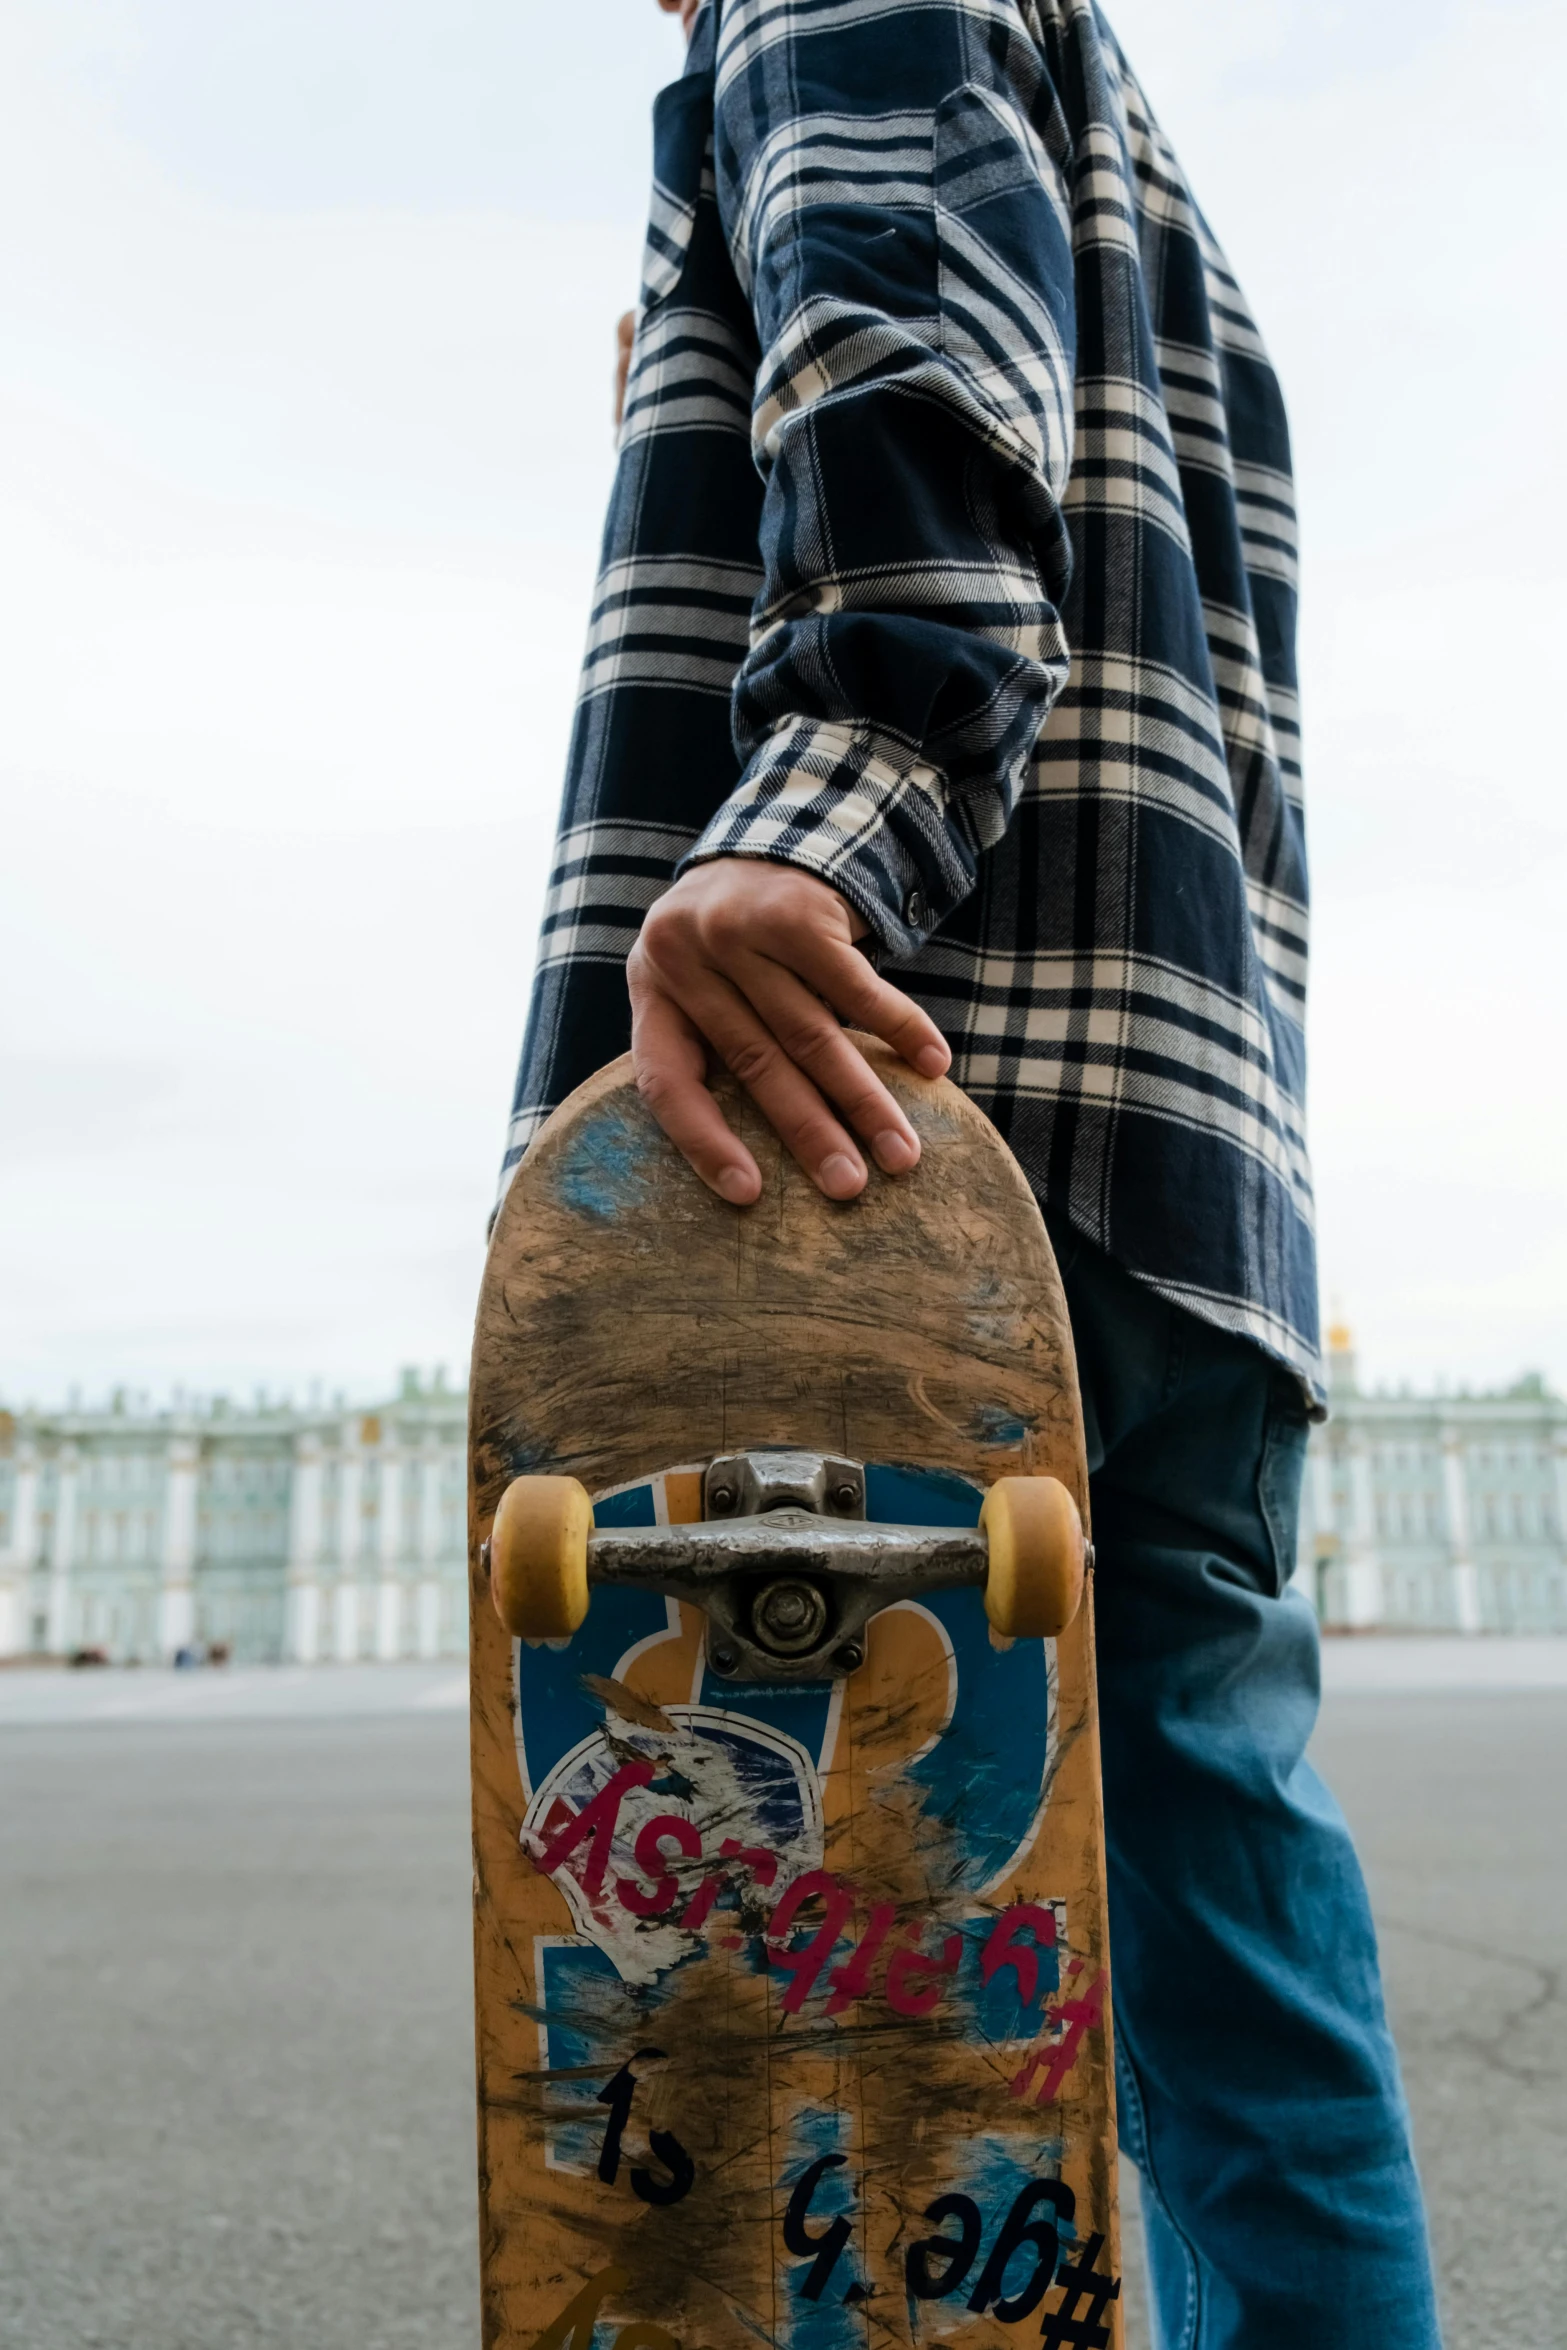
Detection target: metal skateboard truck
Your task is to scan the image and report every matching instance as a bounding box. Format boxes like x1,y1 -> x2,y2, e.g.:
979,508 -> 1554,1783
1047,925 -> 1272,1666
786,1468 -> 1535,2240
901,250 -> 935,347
485,1446 -> 1087,1683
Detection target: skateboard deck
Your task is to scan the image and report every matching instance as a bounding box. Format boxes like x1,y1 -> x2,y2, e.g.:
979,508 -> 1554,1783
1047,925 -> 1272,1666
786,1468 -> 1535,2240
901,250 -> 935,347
468,1043 -> 1122,2350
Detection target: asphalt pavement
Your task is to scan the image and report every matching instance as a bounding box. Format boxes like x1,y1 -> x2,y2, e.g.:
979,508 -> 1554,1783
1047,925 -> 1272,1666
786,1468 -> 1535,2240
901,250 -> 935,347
0,1651 -> 1562,2350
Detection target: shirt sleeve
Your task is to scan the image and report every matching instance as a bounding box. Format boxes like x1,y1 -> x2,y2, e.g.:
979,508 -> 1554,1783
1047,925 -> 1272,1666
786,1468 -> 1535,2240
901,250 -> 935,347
678,0 -> 1078,957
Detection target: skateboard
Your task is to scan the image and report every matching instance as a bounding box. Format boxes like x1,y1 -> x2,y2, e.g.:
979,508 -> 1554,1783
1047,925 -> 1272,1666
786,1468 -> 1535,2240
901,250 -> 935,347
468,1041 -> 1122,2350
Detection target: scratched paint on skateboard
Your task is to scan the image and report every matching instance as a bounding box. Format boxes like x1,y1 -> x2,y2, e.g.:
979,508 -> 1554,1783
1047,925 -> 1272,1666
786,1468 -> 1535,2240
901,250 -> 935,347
469,1049 -> 1121,2350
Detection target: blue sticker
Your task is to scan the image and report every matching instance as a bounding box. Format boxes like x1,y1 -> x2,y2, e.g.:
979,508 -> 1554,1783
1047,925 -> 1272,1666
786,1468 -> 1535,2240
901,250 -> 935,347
960,1908 -> 1062,2044
531,1938 -> 647,2172
514,1482 -> 665,1799
865,1467 -> 1054,1893
553,1097 -> 656,1223
780,2106 -> 861,2350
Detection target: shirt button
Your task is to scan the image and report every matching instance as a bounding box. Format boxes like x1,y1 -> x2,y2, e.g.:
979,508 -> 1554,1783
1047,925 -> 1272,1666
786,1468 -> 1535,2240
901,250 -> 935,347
904,886 -> 929,930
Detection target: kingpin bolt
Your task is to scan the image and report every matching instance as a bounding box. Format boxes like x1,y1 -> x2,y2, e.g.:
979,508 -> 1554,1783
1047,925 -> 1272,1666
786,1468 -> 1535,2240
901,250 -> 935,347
753,1577 -> 829,1656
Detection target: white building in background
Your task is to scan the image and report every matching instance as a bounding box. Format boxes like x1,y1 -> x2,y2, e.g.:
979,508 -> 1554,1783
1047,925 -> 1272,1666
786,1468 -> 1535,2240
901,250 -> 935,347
2,1337 -> 1565,1662
0,1371 -> 467,1665
1297,1327 -> 1567,1634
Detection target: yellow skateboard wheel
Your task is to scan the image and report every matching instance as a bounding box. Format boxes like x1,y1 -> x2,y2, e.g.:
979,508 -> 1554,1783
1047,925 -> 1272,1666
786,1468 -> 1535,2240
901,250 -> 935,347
488,1476 -> 592,1638
980,1475 -> 1086,1637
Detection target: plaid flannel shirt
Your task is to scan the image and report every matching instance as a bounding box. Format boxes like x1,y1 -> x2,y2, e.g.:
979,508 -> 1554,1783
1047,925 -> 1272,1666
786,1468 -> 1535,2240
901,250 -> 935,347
502,0 -> 1320,1401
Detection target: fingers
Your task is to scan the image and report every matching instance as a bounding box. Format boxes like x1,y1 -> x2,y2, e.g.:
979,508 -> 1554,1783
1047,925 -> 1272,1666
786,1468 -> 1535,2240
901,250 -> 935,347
655,956 -> 875,1198
628,859 -> 955,1207
613,310 -> 635,429
731,954 -> 924,1175
680,866 -> 951,1080
695,875 -> 950,1081
779,930 -> 951,1082
629,978 -> 761,1205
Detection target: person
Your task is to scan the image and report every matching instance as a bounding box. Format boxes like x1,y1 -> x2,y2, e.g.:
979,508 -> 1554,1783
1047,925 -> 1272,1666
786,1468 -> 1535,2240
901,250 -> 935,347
500,2 -> 1441,2342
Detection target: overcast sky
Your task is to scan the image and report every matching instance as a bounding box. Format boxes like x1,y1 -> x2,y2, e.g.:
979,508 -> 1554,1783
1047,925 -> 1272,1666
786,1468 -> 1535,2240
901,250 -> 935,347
2,0 -> 1563,1408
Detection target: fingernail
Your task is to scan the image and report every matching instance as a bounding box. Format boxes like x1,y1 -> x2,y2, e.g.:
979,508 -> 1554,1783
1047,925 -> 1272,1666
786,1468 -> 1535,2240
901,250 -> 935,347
872,1129 -> 918,1174
915,1044 -> 950,1077
716,1166 -> 757,1204
819,1152 -> 865,1197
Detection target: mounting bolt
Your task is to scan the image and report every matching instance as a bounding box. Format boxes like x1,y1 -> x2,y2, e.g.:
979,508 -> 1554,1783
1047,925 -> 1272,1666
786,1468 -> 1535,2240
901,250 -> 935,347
710,1486 -> 736,1514
833,1641 -> 864,1673
711,1643 -> 740,1674
752,1577 -> 829,1656
832,1481 -> 858,1510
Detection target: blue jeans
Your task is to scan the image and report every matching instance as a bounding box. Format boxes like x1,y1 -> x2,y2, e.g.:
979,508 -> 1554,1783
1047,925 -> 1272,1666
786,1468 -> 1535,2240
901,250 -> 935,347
1047,1218 -> 1441,2349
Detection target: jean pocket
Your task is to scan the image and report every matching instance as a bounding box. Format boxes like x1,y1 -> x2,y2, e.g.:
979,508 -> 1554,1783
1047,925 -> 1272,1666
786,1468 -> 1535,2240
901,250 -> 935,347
1257,1383 -> 1310,1597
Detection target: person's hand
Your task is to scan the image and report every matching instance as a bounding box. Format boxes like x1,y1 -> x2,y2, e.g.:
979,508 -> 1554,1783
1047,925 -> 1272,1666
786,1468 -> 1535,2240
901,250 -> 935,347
656,0 -> 703,32
613,309 -> 634,428
627,858 -> 951,1205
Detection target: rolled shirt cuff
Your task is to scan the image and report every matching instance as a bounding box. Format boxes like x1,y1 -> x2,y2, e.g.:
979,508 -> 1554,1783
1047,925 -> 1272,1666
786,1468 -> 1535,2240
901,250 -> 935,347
678,717 -> 976,957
